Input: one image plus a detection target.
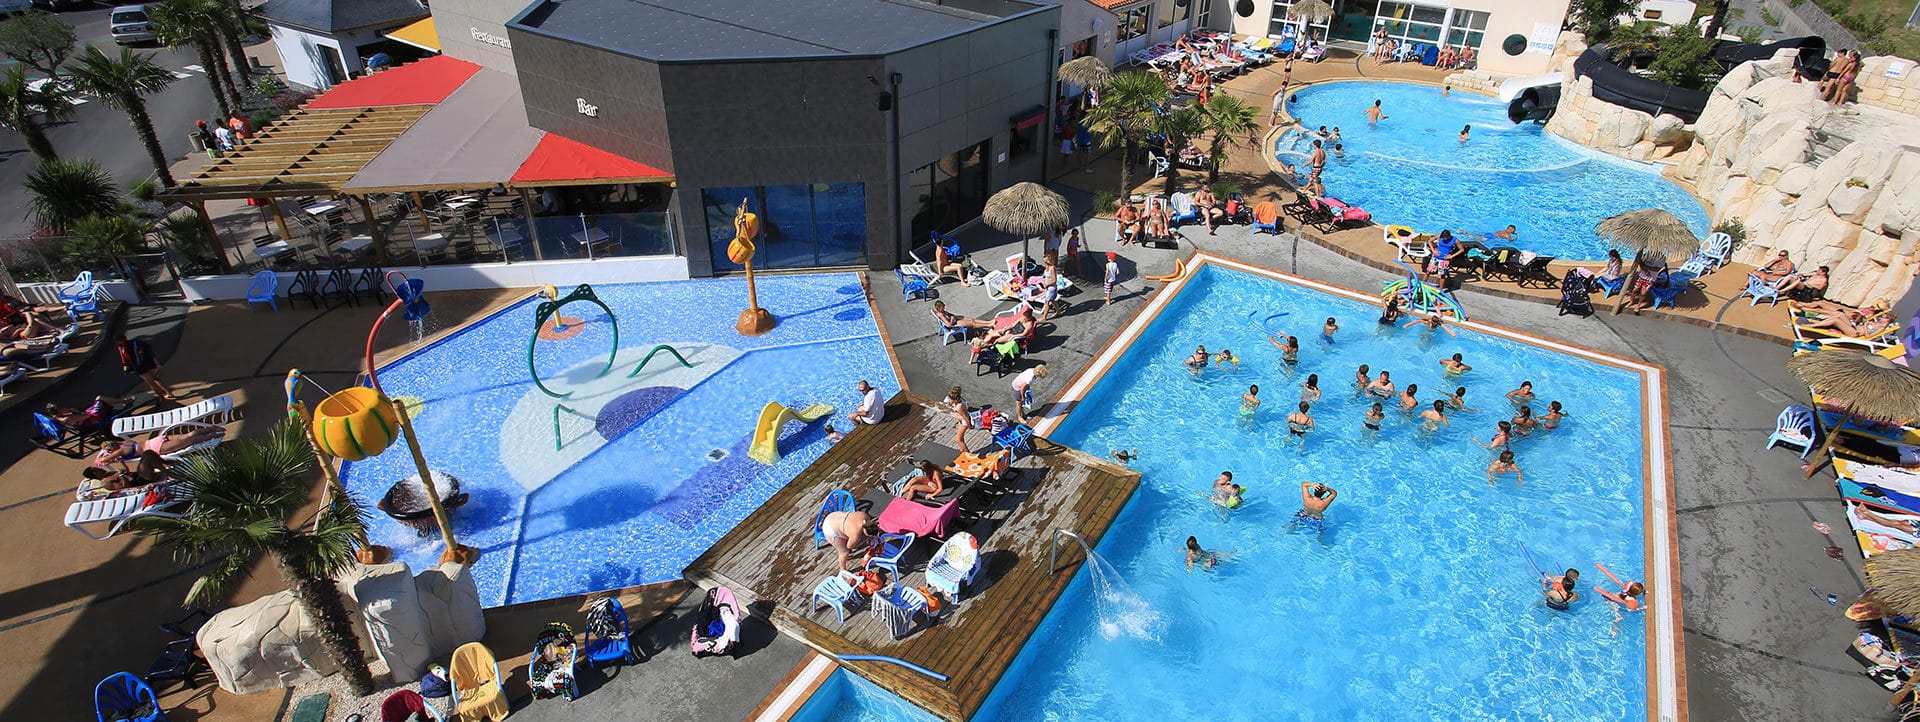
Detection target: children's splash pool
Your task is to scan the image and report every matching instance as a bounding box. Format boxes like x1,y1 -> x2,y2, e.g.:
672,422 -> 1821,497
810,259 -> 1676,719
340,273 -> 895,606
1278,80 -> 1709,261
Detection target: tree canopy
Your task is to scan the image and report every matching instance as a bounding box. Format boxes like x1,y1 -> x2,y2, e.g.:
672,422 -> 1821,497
0,11 -> 76,77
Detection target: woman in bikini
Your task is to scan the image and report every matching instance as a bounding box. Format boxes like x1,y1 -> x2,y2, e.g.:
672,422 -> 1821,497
1363,402 -> 1385,432
1239,385 -> 1261,421
1476,420 -> 1513,450
1511,405 -> 1537,436
932,300 -> 992,331
899,460 -> 945,501
1488,449 -> 1523,486
1269,334 -> 1300,369
944,386 -> 971,449
1286,402 -> 1314,443
1299,374 -> 1321,404
1505,381 -> 1535,408
1803,305 -> 1895,338
1398,384 -> 1420,415
1145,198 -> 1171,241
821,510 -> 875,569
1185,345 -> 1210,375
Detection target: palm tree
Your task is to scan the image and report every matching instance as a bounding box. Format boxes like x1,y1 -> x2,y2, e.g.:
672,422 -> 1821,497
151,0 -> 231,118
137,421 -> 378,696
1085,70 -> 1172,199
0,65 -> 73,163
1195,94 -> 1259,184
210,0 -> 262,105
1149,104 -> 1204,194
24,158 -> 117,233
66,46 -> 177,186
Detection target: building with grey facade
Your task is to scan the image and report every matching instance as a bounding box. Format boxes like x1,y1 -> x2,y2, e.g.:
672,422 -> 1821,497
505,0 -> 1061,275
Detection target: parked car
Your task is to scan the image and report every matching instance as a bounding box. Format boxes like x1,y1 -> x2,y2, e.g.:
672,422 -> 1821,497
0,0 -> 33,14
109,4 -> 154,45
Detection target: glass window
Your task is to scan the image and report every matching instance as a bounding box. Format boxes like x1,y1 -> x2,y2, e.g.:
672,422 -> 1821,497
1158,0 -> 1190,29
1444,9 -> 1489,50
1375,1 -> 1446,49
907,140 -> 990,249
1010,121 -> 1038,160
704,183 -> 867,271
1120,7 -> 1150,41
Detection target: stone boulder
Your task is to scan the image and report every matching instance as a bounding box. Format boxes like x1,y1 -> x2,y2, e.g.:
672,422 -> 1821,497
414,561 -> 486,658
339,561 -> 434,683
1647,114 -> 1687,145
199,591 -> 338,695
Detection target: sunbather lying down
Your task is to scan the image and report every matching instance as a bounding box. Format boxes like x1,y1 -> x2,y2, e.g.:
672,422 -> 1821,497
1795,299 -> 1895,337
93,426 -> 225,462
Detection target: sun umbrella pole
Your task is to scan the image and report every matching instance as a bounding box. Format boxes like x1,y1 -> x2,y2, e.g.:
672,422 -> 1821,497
1805,408 -> 1852,479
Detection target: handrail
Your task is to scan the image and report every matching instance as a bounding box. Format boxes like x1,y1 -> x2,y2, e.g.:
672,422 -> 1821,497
1047,528 -> 1085,575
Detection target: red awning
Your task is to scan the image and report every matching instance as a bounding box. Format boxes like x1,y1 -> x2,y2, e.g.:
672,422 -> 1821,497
307,56 -> 481,110
510,133 -> 672,186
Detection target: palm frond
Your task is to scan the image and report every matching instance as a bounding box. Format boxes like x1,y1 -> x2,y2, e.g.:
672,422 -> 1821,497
183,552 -> 253,607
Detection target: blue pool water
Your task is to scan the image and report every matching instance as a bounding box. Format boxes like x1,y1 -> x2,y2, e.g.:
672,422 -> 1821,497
793,670 -> 940,722
1279,80 -> 1709,261
339,273 -> 895,606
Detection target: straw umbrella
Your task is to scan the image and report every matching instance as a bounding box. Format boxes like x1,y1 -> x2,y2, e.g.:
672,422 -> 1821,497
983,182 -> 1071,268
1786,348 -> 1920,477
1292,0 -> 1333,23
1596,209 -> 1699,260
1866,549 -> 1920,617
1058,56 -> 1112,91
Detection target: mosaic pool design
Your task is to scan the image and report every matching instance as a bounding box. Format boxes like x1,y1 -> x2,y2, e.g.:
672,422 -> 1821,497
340,273 -> 895,606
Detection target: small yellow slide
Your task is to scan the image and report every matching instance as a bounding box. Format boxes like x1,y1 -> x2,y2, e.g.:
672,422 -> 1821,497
748,401 -> 835,465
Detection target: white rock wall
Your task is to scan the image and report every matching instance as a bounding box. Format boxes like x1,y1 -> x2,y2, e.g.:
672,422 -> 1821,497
1671,52 -> 1920,306
1544,75 -> 1694,162
199,591 -> 339,695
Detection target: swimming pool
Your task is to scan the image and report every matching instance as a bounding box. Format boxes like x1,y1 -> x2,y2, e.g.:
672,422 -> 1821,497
339,273 -> 895,606
1279,80 -> 1710,261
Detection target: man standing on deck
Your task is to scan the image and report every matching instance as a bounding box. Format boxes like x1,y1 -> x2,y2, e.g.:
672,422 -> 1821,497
1309,140 -> 1327,182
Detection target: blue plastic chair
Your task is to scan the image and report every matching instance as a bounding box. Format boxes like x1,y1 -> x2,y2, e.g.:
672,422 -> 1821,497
993,423 -> 1034,458
1593,274 -> 1626,297
65,282 -> 102,322
1766,405 -> 1820,459
931,308 -> 968,345
865,532 -> 916,576
811,571 -> 861,624
582,598 -> 639,669
95,672 -> 165,722
813,489 -> 855,549
1648,271 -> 1695,310
58,270 -> 93,302
245,270 -> 279,311
895,268 -> 929,302
1742,272 -> 1781,306
1168,193 -> 1201,228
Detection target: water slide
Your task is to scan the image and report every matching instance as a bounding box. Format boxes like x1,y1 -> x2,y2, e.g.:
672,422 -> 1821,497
748,402 -> 835,465
1496,73 -> 1563,103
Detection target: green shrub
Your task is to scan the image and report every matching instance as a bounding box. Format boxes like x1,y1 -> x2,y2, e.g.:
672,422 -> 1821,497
1737,26 -> 1764,44
128,176 -> 157,201
1712,218 -> 1747,250
1091,191 -> 1119,216
1210,182 -> 1244,199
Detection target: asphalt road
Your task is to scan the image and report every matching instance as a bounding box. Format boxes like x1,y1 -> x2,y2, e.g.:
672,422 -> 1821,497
0,3 -> 217,238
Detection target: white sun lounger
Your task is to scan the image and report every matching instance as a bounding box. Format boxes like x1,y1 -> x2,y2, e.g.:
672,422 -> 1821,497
151,421 -> 227,460
0,364 -> 26,397
113,394 -> 235,439
65,492 -> 188,540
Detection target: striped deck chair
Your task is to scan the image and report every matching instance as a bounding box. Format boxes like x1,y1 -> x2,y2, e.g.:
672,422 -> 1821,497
113,394 -> 235,439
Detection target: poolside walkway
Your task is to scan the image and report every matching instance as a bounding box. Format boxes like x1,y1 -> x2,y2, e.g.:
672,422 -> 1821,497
686,393 -> 1140,722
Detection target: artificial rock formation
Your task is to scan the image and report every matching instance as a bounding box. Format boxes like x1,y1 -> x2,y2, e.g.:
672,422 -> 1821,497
200,560 -> 487,694
1671,51 -> 1920,306
1544,75 -> 1693,162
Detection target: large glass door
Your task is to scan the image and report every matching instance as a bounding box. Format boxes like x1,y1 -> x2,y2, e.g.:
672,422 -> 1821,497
907,139 -> 990,246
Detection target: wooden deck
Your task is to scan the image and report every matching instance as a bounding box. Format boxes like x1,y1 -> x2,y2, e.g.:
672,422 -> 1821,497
684,392 -> 1140,722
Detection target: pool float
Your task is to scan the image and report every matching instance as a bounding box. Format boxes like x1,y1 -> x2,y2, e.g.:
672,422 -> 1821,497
1144,257 -> 1186,282
748,401 -> 835,465
310,385 -> 401,461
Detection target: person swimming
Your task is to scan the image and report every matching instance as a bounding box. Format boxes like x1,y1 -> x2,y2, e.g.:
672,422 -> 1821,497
1299,374 -> 1321,404
1458,124 -> 1471,142
1476,420 -> 1513,450
1185,536 -> 1224,572
1511,405 -> 1537,436
1543,568 -> 1580,609
1403,312 -> 1457,337
1506,381 -> 1535,407
1379,294 -> 1403,324
1596,577 -> 1645,612
1322,316 -> 1338,342
1541,400 -> 1568,430
1215,348 -> 1241,369
1440,352 -> 1471,375
1353,364 -> 1371,398
1366,370 -> 1395,398
1398,383 -> 1419,415
1185,345 -> 1210,374
1269,333 -> 1300,367
1112,448 -> 1140,464
1363,402 -> 1385,431
1240,384 -> 1261,417
1419,399 -> 1449,432
1488,449 -> 1523,486
1444,386 -> 1479,413
1203,471 -> 1243,510
1287,401 -> 1314,442
1286,482 -> 1337,540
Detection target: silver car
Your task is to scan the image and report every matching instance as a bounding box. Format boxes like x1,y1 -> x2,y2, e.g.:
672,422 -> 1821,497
110,4 -> 156,45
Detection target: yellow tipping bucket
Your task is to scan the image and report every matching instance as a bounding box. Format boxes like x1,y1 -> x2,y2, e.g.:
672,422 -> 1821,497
312,386 -> 400,461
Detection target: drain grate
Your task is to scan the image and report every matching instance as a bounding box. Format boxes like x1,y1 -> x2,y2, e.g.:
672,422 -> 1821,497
707,448 -> 728,462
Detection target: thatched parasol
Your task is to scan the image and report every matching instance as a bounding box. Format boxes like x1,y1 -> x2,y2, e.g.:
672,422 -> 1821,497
1058,56 -> 1112,91
1291,0 -> 1333,23
1866,549 -> 1920,618
1786,349 -> 1920,476
983,182 -> 1070,264
1596,209 -> 1700,260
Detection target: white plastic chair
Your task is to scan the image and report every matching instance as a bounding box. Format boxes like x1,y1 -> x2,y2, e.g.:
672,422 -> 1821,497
1765,405 -> 1819,459
1698,232 -> 1733,269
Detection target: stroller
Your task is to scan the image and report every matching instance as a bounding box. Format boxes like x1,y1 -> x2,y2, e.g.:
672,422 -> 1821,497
1557,268 -> 1593,316
528,622 -> 579,701
1222,193 -> 1253,225
690,586 -> 743,657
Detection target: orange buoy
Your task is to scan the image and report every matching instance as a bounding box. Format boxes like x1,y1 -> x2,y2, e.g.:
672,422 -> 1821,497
311,386 -> 401,461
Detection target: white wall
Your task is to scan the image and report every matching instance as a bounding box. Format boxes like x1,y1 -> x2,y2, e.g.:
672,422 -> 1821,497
1451,0 -> 1572,75
267,25 -> 393,90
1056,0 -> 1117,69
180,256 -> 691,303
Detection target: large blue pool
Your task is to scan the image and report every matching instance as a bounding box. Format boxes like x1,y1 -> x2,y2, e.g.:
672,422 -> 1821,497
339,273 -> 894,606
834,265 -> 1655,719
1279,80 -> 1709,261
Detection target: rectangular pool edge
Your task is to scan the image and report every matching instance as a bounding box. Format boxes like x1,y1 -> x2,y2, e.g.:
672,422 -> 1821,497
1030,251 -> 1687,722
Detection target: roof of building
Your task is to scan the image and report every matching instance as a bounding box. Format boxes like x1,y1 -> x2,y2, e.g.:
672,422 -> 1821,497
513,0 -> 1032,61
257,0 -> 428,34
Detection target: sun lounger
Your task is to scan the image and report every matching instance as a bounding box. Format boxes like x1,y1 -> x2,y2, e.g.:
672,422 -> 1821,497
9,341 -> 69,372
0,363 -> 25,397
151,421 -> 227,460
65,490 -> 189,540
1742,273 -> 1781,306
113,394 -> 235,439
1310,197 -> 1372,233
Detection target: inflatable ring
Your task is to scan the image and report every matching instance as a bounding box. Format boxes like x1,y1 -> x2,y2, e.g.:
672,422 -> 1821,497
527,284 -> 620,398
1145,257 -> 1187,282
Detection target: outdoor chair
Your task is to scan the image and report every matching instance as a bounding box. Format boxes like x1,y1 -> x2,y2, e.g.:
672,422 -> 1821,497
57,270 -> 94,303
865,532 -> 917,577
895,268 -> 930,302
814,489 -> 855,549
144,610 -> 209,692
351,267 -> 387,303
1251,201 -> 1281,234
1593,273 -> 1626,297
450,643 -> 508,722
925,531 -> 982,600
1513,255 -> 1559,289
34,412 -> 108,457
1648,270 -> 1696,310
95,672 -> 165,722
1696,231 -> 1734,270
1766,405 -> 1820,459
582,597 -> 640,669
877,584 -> 932,640
65,282 -> 103,323
1743,273 -> 1782,306
284,270 -> 323,310
811,570 -> 863,624
319,268 -> 356,308
932,308 -> 969,345
244,271 -> 278,311
1478,247 -> 1522,283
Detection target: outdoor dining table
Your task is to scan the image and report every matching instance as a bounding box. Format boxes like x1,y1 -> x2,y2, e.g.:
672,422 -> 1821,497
412,233 -> 449,258
338,235 -> 375,254
570,226 -> 619,256
302,201 -> 344,216
255,240 -> 295,262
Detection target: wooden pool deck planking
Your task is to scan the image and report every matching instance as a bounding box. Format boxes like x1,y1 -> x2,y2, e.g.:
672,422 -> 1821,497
684,392 -> 1140,722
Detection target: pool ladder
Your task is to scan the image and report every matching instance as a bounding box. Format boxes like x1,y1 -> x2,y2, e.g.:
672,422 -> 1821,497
1046,528 -> 1089,575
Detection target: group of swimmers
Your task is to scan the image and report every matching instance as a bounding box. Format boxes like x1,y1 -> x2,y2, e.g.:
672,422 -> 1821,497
1187,478 -> 1336,571
1540,564 -> 1647,615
